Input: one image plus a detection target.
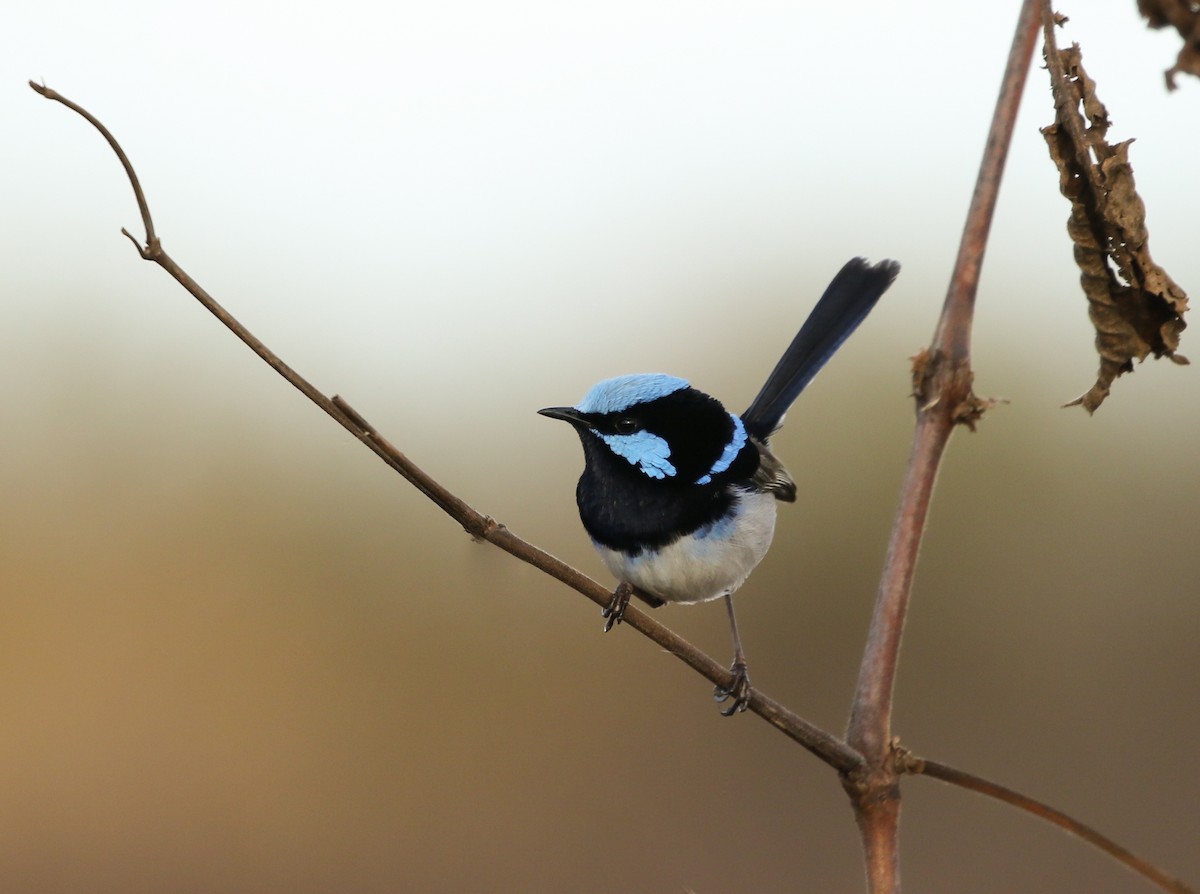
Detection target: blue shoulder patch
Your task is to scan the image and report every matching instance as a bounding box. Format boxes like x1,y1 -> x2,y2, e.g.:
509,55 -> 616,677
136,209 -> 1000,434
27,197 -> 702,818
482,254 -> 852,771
576,374 -> 689,414
695,413 -> 747,485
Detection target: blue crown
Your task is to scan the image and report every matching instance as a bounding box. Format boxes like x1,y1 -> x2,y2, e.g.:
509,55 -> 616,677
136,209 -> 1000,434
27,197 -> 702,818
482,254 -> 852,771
576,374 -> 689,414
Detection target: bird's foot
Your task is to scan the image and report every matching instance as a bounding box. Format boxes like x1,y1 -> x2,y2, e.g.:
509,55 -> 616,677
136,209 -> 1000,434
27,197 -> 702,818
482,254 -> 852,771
601,581 -> 634,632
713,661 -> 751,716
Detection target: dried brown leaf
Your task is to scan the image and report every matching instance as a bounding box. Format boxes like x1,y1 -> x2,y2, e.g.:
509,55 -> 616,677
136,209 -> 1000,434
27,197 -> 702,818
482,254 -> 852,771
1138,0 -> 1200,90
1042,34 -> 1189,412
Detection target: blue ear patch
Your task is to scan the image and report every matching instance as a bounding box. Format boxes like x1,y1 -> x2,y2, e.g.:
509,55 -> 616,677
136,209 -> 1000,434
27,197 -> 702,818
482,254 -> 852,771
577,374 -> 689,414
695,414 -> 747,485
600,430 -> 677,479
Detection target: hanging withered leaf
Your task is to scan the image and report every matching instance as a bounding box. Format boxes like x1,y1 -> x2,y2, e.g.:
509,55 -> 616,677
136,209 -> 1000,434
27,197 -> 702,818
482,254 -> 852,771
1137,0 -> 1200,91
1041,34 -> 1189,413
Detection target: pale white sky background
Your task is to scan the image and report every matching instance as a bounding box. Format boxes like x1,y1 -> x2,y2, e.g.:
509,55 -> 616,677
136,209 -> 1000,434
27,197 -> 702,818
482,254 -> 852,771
3,0 -> 1197,574
4,1 -> 1195,424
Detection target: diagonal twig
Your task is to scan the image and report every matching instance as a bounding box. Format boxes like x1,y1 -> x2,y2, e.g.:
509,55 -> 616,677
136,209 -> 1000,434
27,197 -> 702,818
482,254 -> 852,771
910,756 -> 1195,894
26,78 -> 862,777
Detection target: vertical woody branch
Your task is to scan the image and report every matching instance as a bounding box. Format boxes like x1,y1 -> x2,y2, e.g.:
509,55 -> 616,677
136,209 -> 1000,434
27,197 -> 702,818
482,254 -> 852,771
841,1 -> 1045,891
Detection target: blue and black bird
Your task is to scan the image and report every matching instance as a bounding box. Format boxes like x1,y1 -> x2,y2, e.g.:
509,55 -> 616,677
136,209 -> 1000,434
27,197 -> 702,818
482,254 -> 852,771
539,257 -> 899,714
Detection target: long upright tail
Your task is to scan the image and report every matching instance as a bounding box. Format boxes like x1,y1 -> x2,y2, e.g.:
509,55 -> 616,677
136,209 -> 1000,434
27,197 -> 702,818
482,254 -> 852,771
741,257 -> 900,441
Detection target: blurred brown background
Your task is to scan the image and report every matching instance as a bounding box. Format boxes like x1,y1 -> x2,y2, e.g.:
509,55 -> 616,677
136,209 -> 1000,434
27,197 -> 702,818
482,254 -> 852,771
4,1 -> 1199,891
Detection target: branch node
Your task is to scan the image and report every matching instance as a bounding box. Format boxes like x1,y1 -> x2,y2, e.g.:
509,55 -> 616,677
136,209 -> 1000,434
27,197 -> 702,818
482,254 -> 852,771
468,515 -> 505,542
912,348 -> 990,429
119,227 -> 145,256
909,347 -> 934,399
119,228 -> 161,260
952,391 -> 999,432
891,738 -> 925,775
331,394 -> 372,435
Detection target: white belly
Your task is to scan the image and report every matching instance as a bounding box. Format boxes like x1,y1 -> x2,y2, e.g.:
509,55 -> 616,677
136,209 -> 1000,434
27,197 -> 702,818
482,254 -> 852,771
593,489 -> 777,604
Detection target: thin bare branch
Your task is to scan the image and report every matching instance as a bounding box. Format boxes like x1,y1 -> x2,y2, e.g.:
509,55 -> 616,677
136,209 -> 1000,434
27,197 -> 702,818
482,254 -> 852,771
29,81 -> 157,248
910,756 -> 1196,894
933,1 -> 1045,366
28,80 -> 863,778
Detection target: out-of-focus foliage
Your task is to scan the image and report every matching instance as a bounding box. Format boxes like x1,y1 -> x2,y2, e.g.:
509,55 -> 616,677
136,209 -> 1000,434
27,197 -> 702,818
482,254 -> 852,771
1137,0 -> 1200,90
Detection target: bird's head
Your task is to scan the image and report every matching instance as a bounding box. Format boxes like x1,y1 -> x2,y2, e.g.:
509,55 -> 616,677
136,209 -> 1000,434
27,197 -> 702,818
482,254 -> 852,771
539,373 -> 756,486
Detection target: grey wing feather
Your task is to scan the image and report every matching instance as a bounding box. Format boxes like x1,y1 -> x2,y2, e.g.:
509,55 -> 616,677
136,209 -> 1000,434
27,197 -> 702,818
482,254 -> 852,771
749,439 -> 796,503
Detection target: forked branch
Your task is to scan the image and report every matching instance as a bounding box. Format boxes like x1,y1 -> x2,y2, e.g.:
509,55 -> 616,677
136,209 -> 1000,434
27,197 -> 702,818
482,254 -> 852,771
29,56 -> 1193,894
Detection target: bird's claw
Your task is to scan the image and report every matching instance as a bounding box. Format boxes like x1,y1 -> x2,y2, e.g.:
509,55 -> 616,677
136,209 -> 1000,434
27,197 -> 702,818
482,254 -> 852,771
713,661 -> 751,716
601,581 -> 633,632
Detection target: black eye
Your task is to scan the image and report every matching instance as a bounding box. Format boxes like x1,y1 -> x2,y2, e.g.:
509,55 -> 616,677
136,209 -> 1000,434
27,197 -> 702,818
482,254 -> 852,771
614,416 -> 638,434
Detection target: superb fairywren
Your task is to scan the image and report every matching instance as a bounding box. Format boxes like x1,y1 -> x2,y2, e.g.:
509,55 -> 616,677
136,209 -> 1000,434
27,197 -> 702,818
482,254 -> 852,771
540,258 -> 899,714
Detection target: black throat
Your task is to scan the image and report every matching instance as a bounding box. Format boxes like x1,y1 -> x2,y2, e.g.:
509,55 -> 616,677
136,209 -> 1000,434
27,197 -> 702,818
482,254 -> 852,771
574,430 -> 755,554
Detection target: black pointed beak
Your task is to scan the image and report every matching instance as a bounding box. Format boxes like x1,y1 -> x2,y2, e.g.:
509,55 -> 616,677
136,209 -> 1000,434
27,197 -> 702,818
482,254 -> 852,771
538,406 -> 589,428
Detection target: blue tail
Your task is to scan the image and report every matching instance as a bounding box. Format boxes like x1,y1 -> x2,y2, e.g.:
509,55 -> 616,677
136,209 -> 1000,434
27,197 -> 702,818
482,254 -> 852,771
741,257 -> 900,441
